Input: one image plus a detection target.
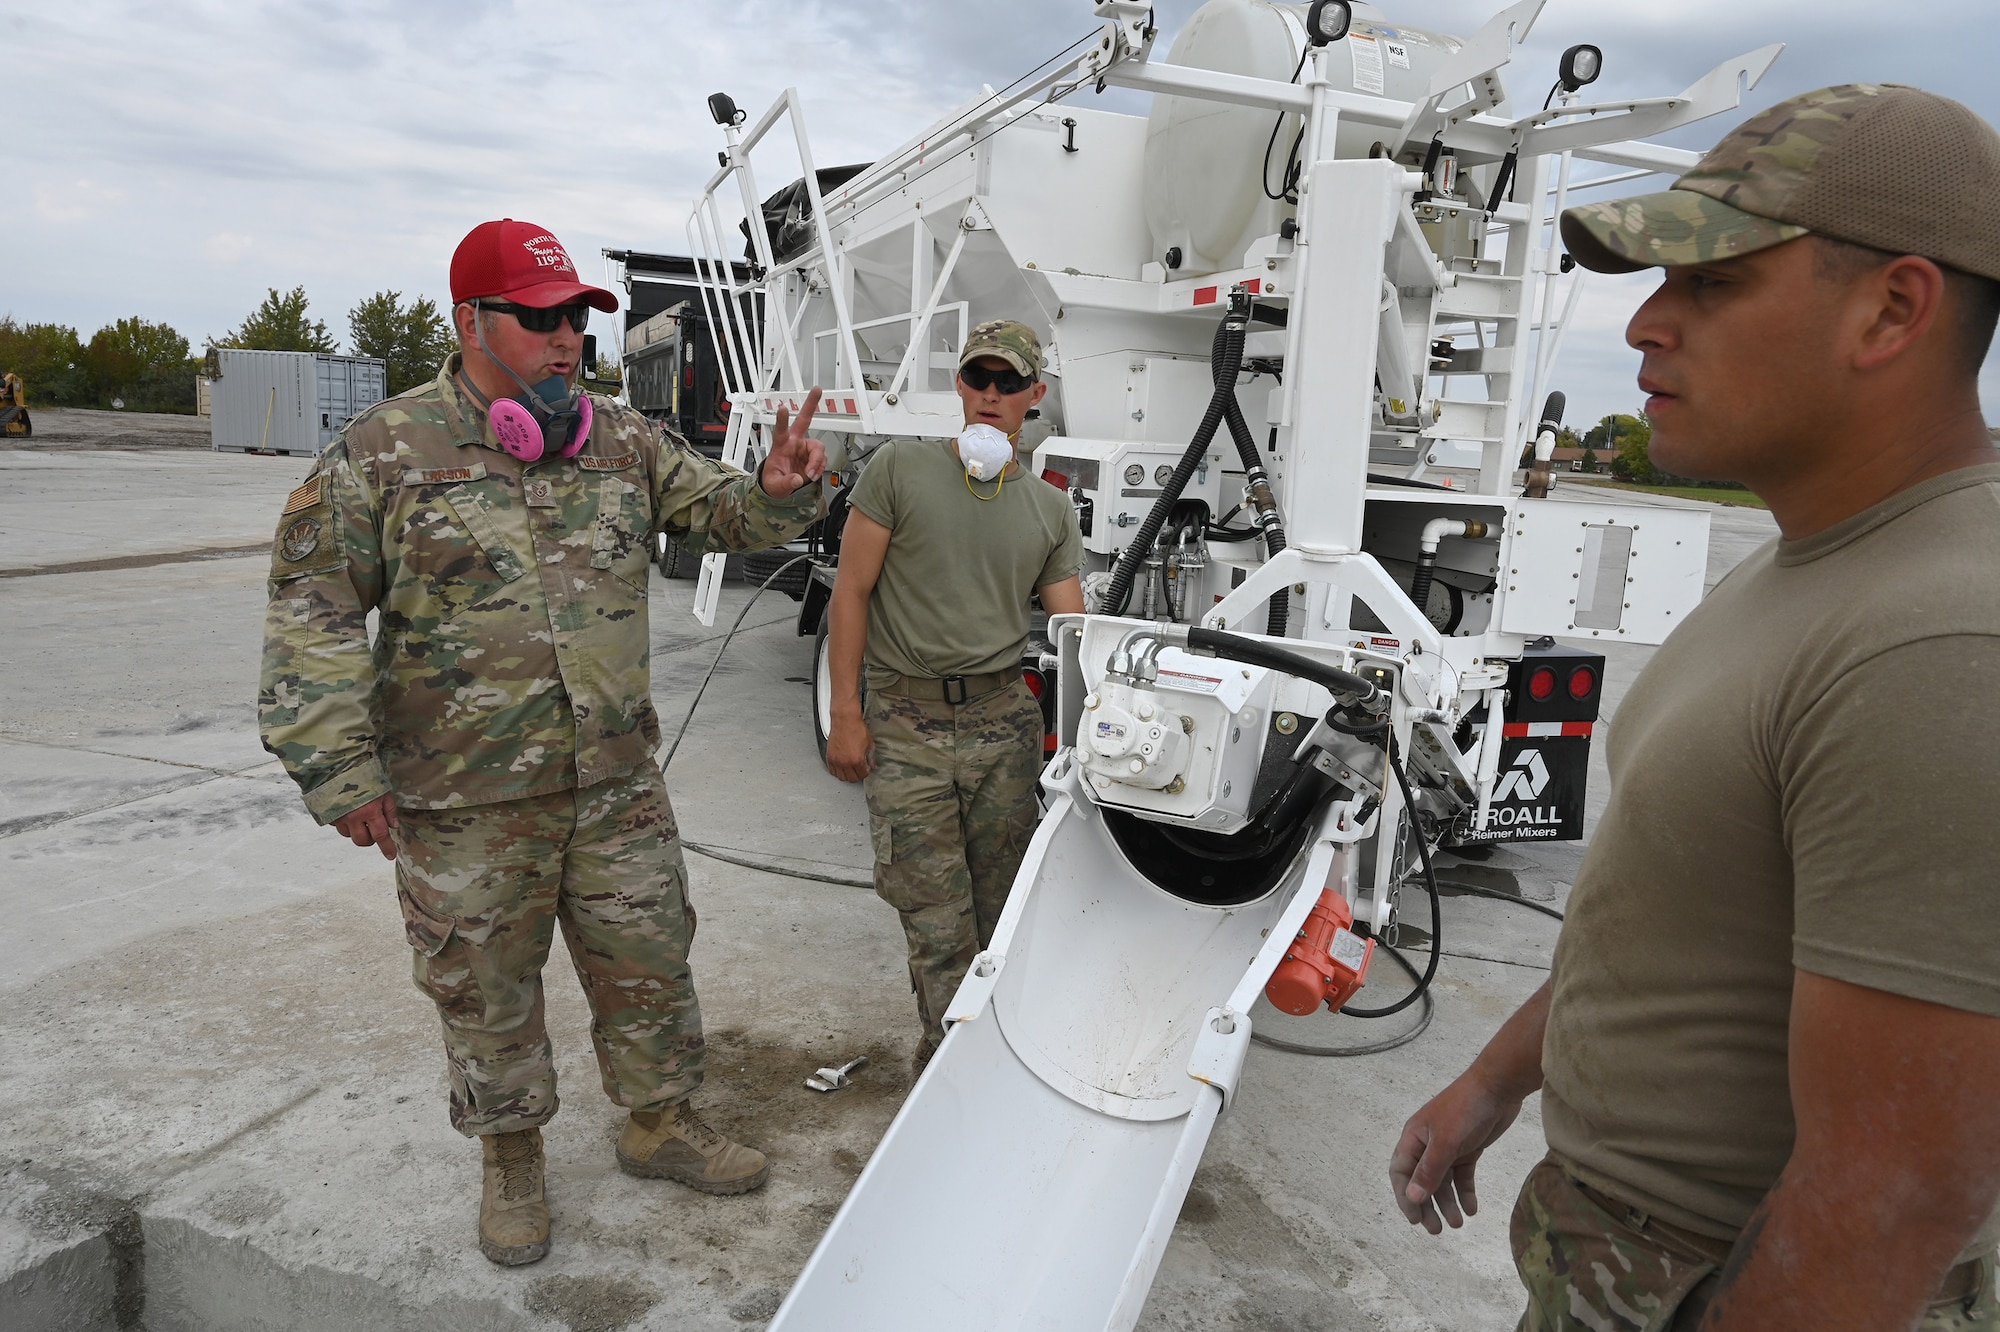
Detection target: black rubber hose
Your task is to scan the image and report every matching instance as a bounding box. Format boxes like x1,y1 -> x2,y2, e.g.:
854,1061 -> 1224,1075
1184,626 -> 1384,713
1103,312 -> 1247,615
1219,390 -> 1289,636
1342,738 -> 1442,1019
1409,550 -> 1440,618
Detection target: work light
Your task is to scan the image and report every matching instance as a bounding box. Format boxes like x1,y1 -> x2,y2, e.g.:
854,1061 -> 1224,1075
1558,45 -> 1602,92
1305,0 -> 1352,45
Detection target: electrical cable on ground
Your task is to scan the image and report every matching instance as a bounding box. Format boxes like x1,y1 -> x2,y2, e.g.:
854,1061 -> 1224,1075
1435,877 -> 1567,921
657,551 -> 882,891
682,839 -> 873,889
659,552 -> 817,770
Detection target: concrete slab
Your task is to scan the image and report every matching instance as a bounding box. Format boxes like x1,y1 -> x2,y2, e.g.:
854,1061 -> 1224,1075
0,448 -> 1772,1329
0,447 -> 311,573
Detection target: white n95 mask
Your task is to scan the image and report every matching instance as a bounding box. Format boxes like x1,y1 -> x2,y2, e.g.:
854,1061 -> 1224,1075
956,423 -> 1015,481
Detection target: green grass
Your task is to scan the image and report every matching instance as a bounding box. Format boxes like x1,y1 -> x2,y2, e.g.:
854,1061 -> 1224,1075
1565,476 -> 1770,509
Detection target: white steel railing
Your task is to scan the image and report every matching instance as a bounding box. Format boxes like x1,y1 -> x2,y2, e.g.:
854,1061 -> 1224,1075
688,87 -> 874,431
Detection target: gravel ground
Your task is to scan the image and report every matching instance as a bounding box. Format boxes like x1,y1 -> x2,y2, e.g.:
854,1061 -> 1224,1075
16,406 -> 211,450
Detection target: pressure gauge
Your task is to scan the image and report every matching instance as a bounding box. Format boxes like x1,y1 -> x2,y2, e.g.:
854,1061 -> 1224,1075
1124,463 -> 1146,486
1153,464 -> 1173,486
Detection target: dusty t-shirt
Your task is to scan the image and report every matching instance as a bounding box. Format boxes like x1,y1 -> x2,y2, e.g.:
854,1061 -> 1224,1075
1542,464 -> 2000,1263
847,438 -> 1082,683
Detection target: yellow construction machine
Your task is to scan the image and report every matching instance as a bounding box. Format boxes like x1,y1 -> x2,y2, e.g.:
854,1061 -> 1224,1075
0,373 -> 28,437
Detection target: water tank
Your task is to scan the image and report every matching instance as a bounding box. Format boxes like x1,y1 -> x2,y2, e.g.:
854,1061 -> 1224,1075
1142,1 -> 1468,278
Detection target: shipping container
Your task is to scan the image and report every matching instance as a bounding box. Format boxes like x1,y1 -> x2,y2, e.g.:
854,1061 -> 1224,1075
207,349 -> 387,456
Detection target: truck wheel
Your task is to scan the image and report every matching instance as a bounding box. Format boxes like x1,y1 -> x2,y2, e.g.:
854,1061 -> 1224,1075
812,606 -> 864,765
655,534 -> 694,579
813,608 -> 836,763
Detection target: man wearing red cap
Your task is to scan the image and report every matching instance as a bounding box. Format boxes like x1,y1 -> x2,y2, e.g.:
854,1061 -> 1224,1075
1390,87 -> 2000,1327
260,219 -> 827,1265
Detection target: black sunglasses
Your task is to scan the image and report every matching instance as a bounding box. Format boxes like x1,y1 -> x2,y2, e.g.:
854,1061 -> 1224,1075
480,300 -> 593,334
958,363 -> 1037,395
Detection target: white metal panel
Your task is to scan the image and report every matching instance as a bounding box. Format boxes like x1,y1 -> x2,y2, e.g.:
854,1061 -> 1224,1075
1496,497 -> 1710,645
982,107 -> 1154,283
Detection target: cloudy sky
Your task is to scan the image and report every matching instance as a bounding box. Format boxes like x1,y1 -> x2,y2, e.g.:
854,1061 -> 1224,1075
9,0 -> 1995,428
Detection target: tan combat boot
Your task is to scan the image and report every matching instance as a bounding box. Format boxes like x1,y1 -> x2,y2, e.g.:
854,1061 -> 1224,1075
478,1127 -> 550,1265
616,1101 -> 769,1195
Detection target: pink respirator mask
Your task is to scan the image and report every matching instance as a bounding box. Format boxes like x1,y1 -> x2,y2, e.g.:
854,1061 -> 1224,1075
469,298 -> 595,462
489,391 -> 592,462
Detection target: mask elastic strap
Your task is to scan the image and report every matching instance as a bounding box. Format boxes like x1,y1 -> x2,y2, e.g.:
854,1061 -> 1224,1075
470,298 -> 555,407
965,468 -> 1006,501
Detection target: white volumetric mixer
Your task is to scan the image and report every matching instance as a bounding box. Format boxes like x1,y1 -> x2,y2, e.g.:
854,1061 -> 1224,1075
662,1 -> 1785,1325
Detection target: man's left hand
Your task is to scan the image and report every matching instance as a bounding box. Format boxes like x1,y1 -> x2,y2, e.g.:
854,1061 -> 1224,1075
762,387 -> 829,498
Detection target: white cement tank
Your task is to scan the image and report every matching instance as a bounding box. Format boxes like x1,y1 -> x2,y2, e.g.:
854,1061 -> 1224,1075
1142,0 -> 1469,277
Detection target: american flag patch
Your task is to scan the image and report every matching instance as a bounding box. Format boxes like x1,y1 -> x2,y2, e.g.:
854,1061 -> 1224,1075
281,477 -> 324,515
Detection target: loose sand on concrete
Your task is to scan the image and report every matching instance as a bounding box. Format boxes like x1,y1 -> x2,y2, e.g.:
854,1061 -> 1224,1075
0,444 -> 1779,1330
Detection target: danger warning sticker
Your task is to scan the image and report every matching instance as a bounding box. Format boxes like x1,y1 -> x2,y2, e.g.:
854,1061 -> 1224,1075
1157,669 -> 1223,694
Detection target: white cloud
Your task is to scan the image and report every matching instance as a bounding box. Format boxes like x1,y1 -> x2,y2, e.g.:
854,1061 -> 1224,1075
32,178 -> 128,225
204,233 -> 255,265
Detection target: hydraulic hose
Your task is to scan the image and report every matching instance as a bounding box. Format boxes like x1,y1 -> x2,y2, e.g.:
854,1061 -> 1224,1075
1102,308 -> 1247,617
1183,626 -> 1385,715
1218,372 -> 1289,637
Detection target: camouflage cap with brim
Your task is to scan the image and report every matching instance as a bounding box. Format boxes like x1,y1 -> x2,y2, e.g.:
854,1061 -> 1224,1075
959,319 -> 1042,378
1561,190 -> 1809,274
1560,84 -> 2000,280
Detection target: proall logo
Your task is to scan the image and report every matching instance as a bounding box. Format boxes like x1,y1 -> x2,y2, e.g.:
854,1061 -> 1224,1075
1493,749 -> 1551,802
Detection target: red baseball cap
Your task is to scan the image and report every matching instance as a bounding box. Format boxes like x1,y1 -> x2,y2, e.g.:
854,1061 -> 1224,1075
449,219 -> 618,312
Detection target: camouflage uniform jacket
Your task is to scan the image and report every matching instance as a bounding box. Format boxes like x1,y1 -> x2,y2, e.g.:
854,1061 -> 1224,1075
260,355 -> 821,824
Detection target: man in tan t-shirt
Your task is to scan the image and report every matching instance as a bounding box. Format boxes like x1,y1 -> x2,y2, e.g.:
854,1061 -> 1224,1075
1389,86 -> 2000,1329
825,320 -> 1085,1066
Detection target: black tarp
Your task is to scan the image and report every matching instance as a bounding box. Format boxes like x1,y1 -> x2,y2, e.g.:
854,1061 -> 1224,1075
741,164 -> 871,267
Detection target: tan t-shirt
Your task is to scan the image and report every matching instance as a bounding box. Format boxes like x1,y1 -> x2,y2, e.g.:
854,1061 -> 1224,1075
847,438 -> 1082,683
1542,464 -> 2000,1261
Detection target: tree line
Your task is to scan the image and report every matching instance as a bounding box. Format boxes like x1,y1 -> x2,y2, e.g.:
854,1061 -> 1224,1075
0,286 -> 455,414
1517,413 -> 1747,490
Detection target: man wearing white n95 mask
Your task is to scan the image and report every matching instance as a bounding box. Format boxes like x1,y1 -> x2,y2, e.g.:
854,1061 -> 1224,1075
824,319 -> 1086,1069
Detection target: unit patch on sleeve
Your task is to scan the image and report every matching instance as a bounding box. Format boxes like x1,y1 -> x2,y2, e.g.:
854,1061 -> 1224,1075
280,517 -> 322,562
578,451 -> 639,472
281,477 -> 324,515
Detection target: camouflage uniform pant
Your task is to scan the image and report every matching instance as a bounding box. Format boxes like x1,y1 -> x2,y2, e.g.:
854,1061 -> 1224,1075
393,763 -> 703,1136
862,678 -> 1045,1039
1512,1157 -> 1998,1330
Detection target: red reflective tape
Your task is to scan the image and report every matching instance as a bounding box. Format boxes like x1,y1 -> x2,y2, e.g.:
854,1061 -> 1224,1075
1194,286 -> 1218,305
1245,279 -> 1261,294
1502,721 -> 1595,738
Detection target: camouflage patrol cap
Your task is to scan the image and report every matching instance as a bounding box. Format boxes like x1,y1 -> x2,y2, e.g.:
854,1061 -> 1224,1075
958,319 -> 1042,378
1562,84 -> 2000,281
